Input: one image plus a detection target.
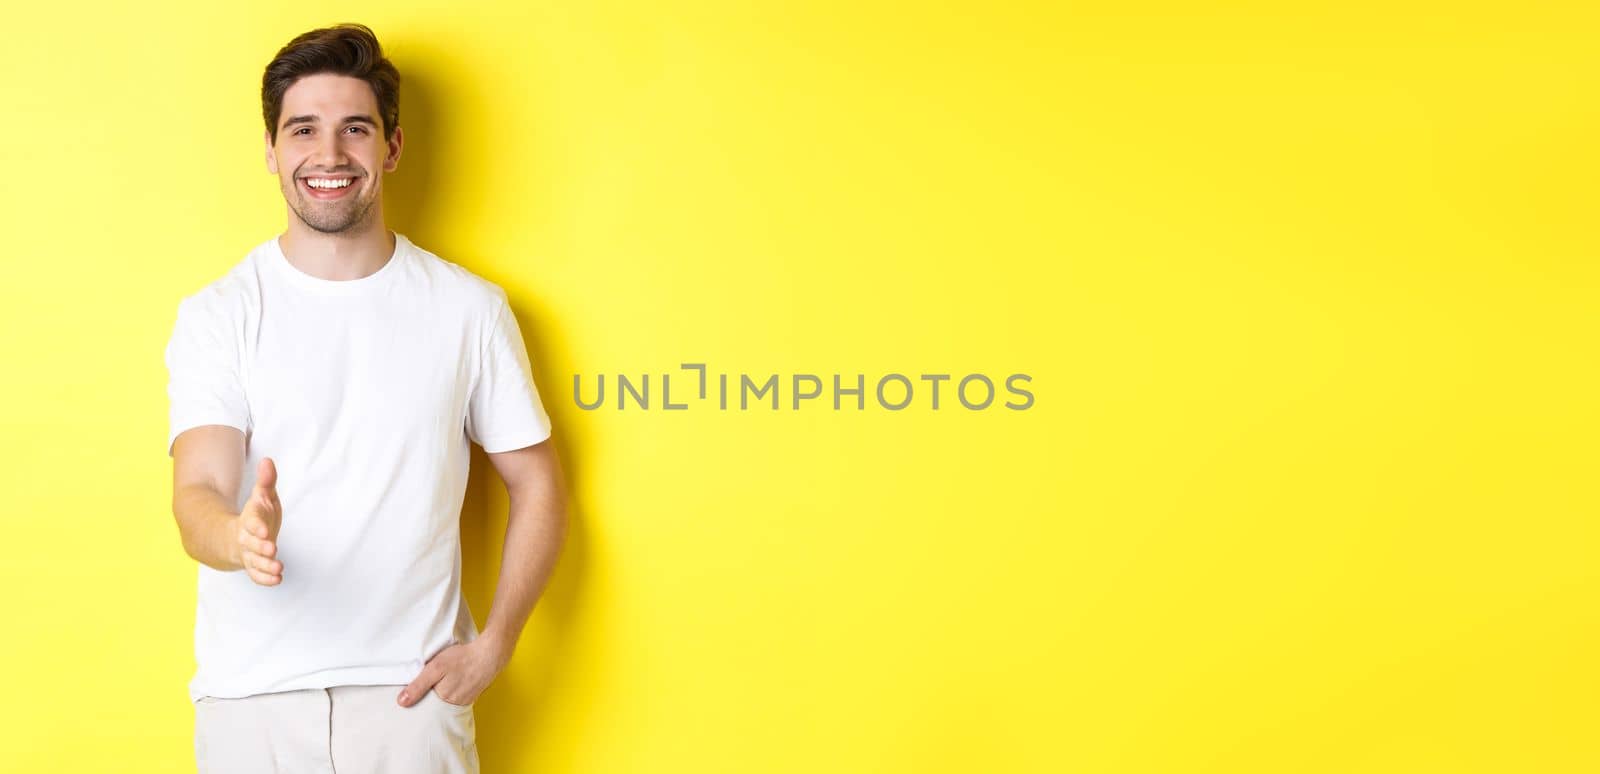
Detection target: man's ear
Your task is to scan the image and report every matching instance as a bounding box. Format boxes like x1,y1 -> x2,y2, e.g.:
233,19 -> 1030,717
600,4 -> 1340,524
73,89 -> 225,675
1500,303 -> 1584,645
265,130 -> 278,175
383,125 -> 403,173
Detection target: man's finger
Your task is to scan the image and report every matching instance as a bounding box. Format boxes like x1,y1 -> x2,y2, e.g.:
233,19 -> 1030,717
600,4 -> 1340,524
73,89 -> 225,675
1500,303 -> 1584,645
241,531 -> 275,559
242,551 -> 282,585
398,668 -> 439,707
242,549 -> 282,576
240,512 -> 269,540
246,554 -> 283,579
245,564 -> 281,585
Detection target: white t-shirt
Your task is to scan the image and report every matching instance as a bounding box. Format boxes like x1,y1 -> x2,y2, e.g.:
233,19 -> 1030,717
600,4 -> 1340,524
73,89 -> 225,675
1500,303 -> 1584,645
164,231 -> 552,703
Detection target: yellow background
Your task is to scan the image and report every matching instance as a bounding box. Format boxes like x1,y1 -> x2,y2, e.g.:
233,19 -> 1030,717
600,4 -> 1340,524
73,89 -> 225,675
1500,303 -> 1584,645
1,1 -> 1595,771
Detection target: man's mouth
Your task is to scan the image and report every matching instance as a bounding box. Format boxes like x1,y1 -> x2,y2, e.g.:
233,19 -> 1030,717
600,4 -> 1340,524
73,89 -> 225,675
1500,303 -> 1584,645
300,176 -> 359,200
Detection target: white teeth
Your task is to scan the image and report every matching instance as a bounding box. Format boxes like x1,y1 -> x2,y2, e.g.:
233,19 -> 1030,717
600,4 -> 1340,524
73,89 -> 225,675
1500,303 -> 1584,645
306,178 -> 353,189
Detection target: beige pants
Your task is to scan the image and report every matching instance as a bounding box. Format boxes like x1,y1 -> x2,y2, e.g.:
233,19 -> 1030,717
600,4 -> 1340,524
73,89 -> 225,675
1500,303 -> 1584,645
193,684 -> 478,773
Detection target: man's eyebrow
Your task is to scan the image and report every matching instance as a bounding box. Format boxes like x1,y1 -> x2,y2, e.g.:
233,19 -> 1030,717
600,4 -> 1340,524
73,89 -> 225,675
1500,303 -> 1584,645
280,114 -> 380,129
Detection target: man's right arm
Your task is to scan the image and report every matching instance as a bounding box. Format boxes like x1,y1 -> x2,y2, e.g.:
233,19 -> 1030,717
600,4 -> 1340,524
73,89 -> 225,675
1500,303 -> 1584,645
171,425 -> 247,571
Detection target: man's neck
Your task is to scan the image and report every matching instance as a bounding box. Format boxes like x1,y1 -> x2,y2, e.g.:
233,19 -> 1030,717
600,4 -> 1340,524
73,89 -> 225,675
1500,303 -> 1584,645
279,220 -> 397,282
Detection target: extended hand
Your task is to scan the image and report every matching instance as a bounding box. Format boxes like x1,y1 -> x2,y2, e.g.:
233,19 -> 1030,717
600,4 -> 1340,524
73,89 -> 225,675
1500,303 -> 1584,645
234,457 -> 283,585
396,635 -> 512,708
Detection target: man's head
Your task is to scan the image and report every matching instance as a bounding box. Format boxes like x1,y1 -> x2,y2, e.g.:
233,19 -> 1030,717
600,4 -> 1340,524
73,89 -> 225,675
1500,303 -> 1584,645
262,23 -> 402,234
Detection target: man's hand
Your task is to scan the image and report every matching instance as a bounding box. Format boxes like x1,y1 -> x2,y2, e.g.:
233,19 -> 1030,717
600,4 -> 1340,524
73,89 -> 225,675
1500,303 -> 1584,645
232,457 -> 283,585
396,635 -> 513,708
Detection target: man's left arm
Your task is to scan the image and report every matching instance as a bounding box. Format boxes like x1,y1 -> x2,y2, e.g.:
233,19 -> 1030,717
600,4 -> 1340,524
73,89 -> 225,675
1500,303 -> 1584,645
398,437 -> 569,707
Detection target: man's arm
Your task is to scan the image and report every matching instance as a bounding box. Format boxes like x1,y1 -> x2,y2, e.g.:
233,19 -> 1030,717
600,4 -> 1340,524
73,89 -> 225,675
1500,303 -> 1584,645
172,425 -> 249,571
478,436 -> 570,658
171,425 -> 284,585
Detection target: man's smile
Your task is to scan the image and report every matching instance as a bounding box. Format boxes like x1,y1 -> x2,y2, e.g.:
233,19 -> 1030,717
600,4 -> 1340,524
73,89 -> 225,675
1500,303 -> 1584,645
299,175 -> 359,200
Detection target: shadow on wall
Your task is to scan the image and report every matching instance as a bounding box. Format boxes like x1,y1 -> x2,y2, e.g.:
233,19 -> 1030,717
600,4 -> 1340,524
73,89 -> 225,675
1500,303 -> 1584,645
382,43 -> 590,762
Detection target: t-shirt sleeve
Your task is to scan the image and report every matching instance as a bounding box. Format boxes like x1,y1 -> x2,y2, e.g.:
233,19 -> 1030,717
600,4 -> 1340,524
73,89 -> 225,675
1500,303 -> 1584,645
466,292 -> 554,453
164,293 -> 250,456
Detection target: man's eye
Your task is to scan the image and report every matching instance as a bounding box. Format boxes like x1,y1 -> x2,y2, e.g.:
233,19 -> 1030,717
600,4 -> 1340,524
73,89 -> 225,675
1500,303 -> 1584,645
294,127 -> 310,136
346,126 -> 367,134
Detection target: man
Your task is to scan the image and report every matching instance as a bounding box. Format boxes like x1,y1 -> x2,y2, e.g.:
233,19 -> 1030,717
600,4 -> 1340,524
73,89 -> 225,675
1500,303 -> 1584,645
165,23 -> 568,774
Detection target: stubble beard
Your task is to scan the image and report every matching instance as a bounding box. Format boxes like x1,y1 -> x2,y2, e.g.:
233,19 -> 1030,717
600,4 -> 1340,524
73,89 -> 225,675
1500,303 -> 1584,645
286,177 -> 379,234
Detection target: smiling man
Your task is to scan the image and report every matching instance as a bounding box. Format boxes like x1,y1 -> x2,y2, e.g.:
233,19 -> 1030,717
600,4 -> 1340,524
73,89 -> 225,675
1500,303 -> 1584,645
164,23 -> 568,774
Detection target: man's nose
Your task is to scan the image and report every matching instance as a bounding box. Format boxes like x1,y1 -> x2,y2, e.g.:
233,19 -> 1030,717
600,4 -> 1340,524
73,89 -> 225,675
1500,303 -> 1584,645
312,133 -> 346,167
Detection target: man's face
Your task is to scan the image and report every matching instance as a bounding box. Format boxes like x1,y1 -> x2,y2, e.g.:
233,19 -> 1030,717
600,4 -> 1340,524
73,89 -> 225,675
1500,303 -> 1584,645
265,73 -> 402,234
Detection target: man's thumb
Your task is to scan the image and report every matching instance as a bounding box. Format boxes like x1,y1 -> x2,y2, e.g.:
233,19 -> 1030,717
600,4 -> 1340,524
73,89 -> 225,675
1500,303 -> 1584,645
255,457 -> 278,494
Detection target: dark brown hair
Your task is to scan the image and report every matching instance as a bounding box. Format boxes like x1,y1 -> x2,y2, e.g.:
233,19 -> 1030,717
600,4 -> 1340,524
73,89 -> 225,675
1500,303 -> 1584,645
261,23 -> 400,144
